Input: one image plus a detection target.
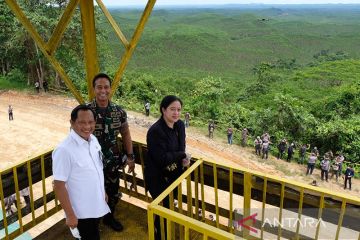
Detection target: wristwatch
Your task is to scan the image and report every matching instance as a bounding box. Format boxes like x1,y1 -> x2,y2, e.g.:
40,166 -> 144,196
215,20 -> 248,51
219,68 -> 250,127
127,153 -> 135,160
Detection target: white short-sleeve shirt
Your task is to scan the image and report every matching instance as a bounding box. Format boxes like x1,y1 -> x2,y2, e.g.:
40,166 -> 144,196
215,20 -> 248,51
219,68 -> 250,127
52,129 -> 110,219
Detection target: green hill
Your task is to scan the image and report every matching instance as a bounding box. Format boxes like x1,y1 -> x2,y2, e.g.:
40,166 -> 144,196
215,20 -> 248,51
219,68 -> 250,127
100,7 -> 360,163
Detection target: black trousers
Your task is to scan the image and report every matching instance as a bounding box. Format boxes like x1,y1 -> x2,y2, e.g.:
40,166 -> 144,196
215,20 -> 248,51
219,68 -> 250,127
278,150 -> 285,159
77,218 -> 101,240
146,176 -> 171,240
344,177 -> 352,190
306,163 -> 315,175
321,170 -> 329,181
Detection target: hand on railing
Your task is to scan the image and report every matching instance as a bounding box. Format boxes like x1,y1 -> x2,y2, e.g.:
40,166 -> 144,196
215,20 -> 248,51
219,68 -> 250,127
182,153 -> 191,168
126,158 -> 135,173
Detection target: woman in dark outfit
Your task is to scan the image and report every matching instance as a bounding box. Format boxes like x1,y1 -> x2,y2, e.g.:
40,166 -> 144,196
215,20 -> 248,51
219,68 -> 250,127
145,95 -> 189,240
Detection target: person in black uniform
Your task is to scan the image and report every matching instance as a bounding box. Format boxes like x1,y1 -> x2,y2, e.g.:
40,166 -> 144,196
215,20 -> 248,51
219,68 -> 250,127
145,95 -> 190,240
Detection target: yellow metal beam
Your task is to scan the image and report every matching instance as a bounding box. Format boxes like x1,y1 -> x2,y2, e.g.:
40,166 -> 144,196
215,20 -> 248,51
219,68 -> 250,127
5,0 -> 84,104
110,0 -> 157,98
13,167 -> 23,233
151,160 -> 202,207
0,172 -> 10,240
41,155 -> 48,218
213,163 -> 219,228
47,0 -> 80,55
242,172 -> 252,238
152,205 -> 237,240
27,160 -> 36,224
335,199 -> 347,240
96,0 -> 129,48
277,183 -> 285,240
229,168 -> 233,234
80,0 -> 99,101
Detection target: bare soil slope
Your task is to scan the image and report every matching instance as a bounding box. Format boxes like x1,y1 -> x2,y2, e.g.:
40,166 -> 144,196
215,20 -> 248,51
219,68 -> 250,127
0,90 -> 358,198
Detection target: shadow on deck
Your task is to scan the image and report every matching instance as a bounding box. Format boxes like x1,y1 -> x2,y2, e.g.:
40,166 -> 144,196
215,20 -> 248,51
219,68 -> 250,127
34,200 -> 148,240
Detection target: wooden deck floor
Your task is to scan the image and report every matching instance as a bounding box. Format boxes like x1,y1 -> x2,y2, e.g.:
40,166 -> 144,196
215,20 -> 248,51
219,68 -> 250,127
34,200 -> 148,240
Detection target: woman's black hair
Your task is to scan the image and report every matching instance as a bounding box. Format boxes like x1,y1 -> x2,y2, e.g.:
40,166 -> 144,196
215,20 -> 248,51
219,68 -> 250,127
159,95 -> 183,116
71,105 -> 96,122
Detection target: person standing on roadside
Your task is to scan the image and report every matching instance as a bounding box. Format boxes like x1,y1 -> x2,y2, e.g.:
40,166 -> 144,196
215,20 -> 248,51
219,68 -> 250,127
320,155 -> 330,182
254,136 -> 262,156
277,139 -> 287,159
35,81 -> 40,93
241,128 -> 249,147
87,73 -> 135,232
184,112 -> 191,128
344,165 -> 355,190
53,105 -> 110,240
306,153 -> 317,175
8,105 -> 13,121
227,127 -> 233,145
262,139 -> 270,159
337,153 -> 345,177
299,144 -> 308,164
144,101 -> 150,116
287,143 -> 295,162
43,80 -> 49,92
330,155 -> 341,181
208,120 -> 215,139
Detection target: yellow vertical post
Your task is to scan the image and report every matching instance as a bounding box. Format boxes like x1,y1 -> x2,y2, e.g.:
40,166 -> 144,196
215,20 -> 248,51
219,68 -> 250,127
138,144 -> 149,200
261,178 -> 267,239
213,163 -> 219,228
13,167 -> 23,233
79,0 -> 99,101
41,155 -> 48,217
0,173 -> 10,240
200,161 -> 205,222
295,188 -> 304,239
27,160 -> 36,224
194,167 -> 199,220
243,172 -> 252,238
229,168 -> 233,234
178,183 -> 184,240
278,183 -> 285,240
186,174 -> 192,218
148,206 -> 155,240
168,191 -> 174,239
315,194 -> 325,240
184,226 -> 189,240
335,200 -> 347,240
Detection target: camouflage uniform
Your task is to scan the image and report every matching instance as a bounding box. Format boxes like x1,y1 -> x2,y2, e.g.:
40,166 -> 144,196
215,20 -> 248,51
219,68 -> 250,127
87,99 -> 127,211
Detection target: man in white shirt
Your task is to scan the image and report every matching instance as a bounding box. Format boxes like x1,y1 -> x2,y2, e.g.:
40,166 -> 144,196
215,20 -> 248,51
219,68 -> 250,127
53,105 -> 110,240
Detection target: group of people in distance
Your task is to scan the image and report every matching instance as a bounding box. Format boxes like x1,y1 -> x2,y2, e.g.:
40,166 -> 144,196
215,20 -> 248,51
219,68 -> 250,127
52,73 -> 189,240
206,125 -> 356,191
34,80 -> 48,93
257,136 -> 355,190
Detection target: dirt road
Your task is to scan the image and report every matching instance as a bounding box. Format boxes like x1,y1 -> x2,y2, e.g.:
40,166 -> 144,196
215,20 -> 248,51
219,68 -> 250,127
0,90 -> 358,198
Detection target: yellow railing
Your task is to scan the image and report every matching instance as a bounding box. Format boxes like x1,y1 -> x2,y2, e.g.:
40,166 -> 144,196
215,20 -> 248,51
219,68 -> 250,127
0,140 -> 150,240
0,150 -> 60,240
1,140 -> 360,240
148,157 -> 360,240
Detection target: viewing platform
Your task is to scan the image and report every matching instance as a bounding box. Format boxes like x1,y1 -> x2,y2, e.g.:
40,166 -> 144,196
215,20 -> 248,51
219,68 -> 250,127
0,140 -> 359,240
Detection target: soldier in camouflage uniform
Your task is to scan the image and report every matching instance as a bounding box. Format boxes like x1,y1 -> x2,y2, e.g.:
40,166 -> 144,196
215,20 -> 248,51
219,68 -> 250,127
87,73 -> 135,232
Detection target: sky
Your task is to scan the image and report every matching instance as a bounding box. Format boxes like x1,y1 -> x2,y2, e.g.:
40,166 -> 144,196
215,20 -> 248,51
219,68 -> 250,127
102,0 -> 360,6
